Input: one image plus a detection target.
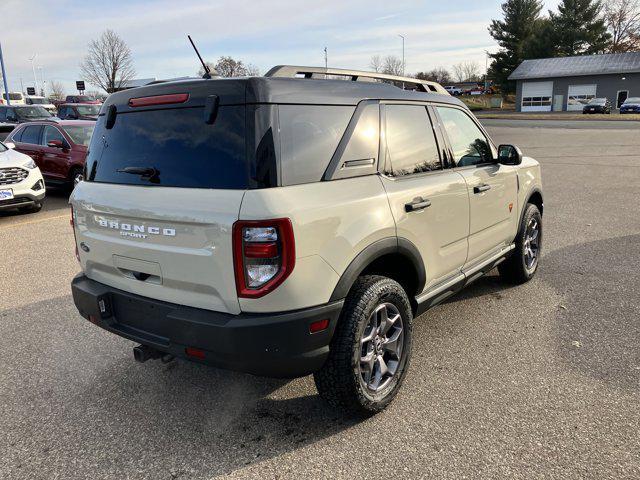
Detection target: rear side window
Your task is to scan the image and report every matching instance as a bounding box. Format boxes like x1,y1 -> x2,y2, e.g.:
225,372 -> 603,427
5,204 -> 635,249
86,106 -> 251,189
0,108 -> 6,122
384,105 -> 441,176
436,107 -> 493,167
20,125 -> 42,145
279,105 -> 353,186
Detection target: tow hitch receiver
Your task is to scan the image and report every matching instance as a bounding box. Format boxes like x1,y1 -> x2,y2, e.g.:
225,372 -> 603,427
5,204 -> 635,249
133,345 -> 174,364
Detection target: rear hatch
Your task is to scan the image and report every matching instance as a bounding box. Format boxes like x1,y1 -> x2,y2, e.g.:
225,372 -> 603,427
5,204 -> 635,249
71,80 -> 260,314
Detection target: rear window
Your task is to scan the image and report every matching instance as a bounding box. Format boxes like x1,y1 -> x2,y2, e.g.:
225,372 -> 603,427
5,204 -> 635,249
3,93 -> 23,101
85,106 -> 251,189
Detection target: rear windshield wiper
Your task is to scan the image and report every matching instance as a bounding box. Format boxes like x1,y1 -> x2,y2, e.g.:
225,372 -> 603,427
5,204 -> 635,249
116,166 -> 161,183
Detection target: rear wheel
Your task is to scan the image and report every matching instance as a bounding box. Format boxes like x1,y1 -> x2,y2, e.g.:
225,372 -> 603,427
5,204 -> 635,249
314,275 -> 413,414
499,203 -> 542,284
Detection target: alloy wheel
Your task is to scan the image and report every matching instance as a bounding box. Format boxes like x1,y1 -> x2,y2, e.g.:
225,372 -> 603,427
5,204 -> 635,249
523,217 -> 540,270
359,302 -> 405,392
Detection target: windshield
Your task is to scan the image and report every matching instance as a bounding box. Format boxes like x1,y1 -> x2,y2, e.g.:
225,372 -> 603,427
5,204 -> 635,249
587,98 -> 606,105
2,93 -> 22,101
72,96 -> 92,102
63,124 -> 95,146
76,105 -> 100,115
624,97 -> 640,104
16,106 -> 52,118
26,97 -> 49,105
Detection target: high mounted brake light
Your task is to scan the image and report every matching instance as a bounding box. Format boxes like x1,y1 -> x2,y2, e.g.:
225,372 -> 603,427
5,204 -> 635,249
128,93 -> 189,107
233,219 -> 295,298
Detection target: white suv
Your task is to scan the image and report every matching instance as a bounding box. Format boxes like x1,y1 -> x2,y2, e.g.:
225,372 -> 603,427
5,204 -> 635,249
70,66 -> 543,413
0,141 -> 46,213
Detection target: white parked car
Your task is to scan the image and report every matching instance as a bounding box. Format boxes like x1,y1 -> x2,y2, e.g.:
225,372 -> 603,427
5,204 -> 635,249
1,92 -> 26,105
444,86 -> 462,96
25,96 -> 57,114
0,141 -> 46,214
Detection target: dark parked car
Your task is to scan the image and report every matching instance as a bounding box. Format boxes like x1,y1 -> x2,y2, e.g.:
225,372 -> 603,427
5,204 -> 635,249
582,98 -> 611,114
620,97 -> 640,114
0,105 -> 56,131
64,95 -> 101,105
5,120 -> 94,187
57,103 -> 100,120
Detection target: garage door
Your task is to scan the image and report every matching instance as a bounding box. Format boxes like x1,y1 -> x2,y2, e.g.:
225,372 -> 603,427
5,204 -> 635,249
567,85 -> 597,111
521,81 -> 553,112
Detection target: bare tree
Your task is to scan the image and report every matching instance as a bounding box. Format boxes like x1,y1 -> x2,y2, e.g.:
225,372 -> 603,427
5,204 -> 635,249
604,0 -> 640,52
415,68 -> 452,84
369,55 -> 383,72
49,80 -> 65,100
452,61 -> 481,82
80,30 -> 135,93
199,56 -> 259,77
382,55 -> 404,76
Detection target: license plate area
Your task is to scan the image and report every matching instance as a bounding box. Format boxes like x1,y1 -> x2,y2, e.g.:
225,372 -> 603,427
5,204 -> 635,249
0,189 -> 14,200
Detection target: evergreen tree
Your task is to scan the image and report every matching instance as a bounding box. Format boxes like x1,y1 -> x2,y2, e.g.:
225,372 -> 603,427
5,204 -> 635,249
488,0 -> 545,93
550,0 -> 612,55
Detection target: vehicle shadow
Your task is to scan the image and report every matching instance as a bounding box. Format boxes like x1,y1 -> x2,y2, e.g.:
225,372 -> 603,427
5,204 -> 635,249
1,294 -> 361,479
0,184 -> 69,219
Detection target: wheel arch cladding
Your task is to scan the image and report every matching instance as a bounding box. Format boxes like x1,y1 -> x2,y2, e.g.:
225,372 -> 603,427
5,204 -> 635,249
329,237 -> 426,306
527,189 -> 543,216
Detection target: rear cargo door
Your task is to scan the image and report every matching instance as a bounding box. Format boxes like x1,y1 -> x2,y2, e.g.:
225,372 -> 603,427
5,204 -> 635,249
72,89 -> 251,314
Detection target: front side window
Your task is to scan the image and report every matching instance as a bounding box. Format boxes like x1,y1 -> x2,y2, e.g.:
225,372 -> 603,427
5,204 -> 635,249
436,107 -> 493,167
384,104 -> 441,177
20,125 -> 42,145
42,125 -> 66,146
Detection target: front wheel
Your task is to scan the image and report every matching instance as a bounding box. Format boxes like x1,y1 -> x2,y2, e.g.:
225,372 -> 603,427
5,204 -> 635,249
499,203 -> 542,284
314,275 -> 413,414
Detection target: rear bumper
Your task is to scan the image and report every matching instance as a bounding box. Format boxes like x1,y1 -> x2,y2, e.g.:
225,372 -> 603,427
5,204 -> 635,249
71,274 -> 343,378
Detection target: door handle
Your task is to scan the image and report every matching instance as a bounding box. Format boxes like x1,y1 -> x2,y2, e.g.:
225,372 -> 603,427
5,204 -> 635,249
405,197 -> 432,212
474,184 -> 491,194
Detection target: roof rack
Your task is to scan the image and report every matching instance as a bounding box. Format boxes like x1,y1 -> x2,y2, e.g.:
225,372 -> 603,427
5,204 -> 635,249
264,65 -> 449,95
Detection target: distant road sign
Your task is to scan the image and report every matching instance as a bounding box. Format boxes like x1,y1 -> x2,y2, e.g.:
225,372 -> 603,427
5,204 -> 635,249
76,81 -> 85,91
26,87 -> 36,96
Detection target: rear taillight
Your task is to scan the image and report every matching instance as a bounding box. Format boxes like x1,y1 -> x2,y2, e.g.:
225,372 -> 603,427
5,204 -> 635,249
233,218 -> 295,298
70,206 -> 79,262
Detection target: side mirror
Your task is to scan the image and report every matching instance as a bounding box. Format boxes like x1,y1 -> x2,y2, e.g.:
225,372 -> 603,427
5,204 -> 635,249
4,141 -> 15,149
497,144 -> 523,165
47,139 -> 65,149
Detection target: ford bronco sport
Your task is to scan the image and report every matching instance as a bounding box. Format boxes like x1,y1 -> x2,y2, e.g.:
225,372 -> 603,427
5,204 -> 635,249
70,66 -> 543,414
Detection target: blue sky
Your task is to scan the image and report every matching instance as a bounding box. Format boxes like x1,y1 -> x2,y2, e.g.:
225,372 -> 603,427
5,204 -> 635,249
2,0 -> 561,95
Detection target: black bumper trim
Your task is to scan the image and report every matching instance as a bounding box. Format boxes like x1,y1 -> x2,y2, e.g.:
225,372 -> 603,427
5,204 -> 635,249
71,274 -> 343,378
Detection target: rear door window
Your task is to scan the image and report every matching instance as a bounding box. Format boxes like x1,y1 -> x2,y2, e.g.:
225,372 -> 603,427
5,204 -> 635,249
384,104 -> 442,176
20,125 -> 42,145
279,105 -> 354,186
86,105 -> 250,189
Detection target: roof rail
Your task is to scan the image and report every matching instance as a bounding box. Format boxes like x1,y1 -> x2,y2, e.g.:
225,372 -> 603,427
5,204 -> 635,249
264,65 -> 449,95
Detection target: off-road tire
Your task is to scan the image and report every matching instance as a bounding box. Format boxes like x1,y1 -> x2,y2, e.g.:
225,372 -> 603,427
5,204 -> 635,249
499,203 -> 542,284
314,275 -> 413,414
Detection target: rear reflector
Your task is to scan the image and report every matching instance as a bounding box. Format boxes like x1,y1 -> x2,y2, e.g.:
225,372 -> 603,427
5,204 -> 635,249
309,319 -> 330,334
128,93 -> 189,107
185,347 -> 206,360
244,242 -> 278,258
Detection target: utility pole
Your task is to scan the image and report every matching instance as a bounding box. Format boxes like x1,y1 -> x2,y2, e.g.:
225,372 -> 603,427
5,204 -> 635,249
29,53 -> 39,96
484,50 -> 490,91
398,34 -> 405,76
0,42 -> 10,105
324,47 -> 328,69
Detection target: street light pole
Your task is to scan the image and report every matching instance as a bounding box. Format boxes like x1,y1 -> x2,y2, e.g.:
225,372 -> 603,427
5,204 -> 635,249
398,35 -> 405,76
0,42 -> 10,105
29,53 -> 39,96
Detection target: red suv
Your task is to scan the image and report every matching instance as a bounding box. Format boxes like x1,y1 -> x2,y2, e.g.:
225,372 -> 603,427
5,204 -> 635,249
6,120 -> 94,187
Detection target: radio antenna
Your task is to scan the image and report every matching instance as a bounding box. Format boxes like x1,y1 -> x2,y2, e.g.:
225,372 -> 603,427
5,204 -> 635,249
188,35 -> 211,79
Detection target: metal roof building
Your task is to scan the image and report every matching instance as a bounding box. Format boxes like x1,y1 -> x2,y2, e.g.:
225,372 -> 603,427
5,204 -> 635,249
508,53 -> 640,112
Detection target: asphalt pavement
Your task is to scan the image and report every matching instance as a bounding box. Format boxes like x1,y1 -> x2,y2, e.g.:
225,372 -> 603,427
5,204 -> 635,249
1,120 -> 638,479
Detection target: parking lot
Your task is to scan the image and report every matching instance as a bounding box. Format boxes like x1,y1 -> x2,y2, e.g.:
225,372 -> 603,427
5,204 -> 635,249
1,119 -> 639,479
